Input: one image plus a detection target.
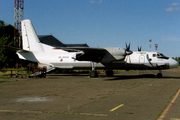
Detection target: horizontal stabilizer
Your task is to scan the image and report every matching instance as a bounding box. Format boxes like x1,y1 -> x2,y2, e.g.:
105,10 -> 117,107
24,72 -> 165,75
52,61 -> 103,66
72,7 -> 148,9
2,45 -> 30,52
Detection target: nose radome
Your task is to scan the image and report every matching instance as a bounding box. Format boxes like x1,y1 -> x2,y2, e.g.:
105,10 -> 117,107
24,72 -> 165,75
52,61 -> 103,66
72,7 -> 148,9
169,59 -> 179,68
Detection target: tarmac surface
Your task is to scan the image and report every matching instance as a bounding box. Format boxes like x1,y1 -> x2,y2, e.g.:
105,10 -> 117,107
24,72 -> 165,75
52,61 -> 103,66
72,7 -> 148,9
0,68 -> 180,120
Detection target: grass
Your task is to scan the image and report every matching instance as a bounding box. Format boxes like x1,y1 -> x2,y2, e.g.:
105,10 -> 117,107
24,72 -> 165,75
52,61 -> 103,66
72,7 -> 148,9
0,80 -> 7,83
0,67 -> 31,76
157,113 -> 161,117
0,76 -> 11,83
124,112 -> 134,114
70,97 -> 76,99
0,76 -> 10,79
67,105 -> 74,114
131,105 -> 140,107
0,79 -> 19,83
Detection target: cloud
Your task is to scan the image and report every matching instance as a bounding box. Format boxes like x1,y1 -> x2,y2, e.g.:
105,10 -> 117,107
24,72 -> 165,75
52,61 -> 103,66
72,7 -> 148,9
89,0 -> 102,4
165,7 -> 179,12
89,0 -> 95,3
170,3 -> 179,6
161,36 -> 180,42
165,3 -> 179,12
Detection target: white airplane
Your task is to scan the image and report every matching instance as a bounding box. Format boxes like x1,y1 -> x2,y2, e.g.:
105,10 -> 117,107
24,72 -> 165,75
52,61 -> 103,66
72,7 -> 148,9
3,19 -> 179,78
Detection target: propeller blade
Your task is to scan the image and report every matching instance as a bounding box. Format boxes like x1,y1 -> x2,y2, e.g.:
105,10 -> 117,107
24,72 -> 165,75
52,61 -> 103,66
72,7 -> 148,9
138,46 -> 142,52
125,43 -> 133,55
125,42 -> 130,51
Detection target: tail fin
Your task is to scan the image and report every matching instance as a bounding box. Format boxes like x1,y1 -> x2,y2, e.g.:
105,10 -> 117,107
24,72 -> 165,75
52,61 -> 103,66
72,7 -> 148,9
21,19 -> 44,52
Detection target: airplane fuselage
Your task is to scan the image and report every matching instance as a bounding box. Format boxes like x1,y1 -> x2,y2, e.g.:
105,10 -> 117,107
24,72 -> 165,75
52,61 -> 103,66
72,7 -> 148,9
17,48 -> 178,71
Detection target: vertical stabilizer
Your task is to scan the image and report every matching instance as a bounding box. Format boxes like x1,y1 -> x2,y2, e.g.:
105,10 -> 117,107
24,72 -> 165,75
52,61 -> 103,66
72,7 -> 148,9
21,19 -> 44,52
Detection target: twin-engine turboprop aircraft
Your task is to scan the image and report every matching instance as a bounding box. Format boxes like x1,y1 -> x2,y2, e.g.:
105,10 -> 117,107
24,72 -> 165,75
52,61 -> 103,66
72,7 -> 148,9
3,19 -> 179,78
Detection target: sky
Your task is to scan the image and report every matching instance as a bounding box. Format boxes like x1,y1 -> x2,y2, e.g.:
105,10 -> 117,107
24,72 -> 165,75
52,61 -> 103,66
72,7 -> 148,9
1,0 -> 180,58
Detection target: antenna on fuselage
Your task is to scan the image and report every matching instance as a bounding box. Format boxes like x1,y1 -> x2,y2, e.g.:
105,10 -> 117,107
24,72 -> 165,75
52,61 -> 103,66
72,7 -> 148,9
155,44 -> 158,52
149,39 -> 152,52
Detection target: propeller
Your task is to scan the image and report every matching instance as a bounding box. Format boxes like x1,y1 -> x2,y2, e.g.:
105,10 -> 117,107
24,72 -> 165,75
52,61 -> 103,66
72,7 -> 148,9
124,43 -> 133,63
125,43 -> 133,55
138,46 -> 142,52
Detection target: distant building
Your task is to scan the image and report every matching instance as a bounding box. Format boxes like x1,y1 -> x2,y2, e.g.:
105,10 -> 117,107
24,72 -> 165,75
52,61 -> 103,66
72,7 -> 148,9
38,35 -> 66,47
38,35 -> 89,47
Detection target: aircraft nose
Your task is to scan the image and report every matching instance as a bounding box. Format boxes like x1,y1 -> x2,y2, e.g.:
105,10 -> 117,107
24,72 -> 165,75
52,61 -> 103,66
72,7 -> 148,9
169,58 -> 179,68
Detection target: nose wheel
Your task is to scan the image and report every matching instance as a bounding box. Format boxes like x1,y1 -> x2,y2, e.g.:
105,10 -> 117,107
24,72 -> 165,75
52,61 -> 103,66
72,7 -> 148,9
157,70 -> 163,78
157,73 -> 162,78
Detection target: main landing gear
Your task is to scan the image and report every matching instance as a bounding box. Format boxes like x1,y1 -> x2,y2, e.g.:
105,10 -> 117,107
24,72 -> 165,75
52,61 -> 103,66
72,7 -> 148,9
89,62 -> 114,78
89,62 -> 98,78
105,69 -> 114,77
157,70 -> 163,78
89,69 -> 114,78
89,70 -> 98,78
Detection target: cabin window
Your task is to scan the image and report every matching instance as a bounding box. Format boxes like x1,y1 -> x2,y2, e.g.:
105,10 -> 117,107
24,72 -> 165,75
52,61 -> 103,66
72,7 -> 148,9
153,54 -> 156,57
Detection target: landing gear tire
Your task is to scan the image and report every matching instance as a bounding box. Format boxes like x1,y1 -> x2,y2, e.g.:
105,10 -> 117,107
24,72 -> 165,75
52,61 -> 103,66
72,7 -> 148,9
157,73 -> 163,78
89,70 -> 98,78
105,70 -> 114,77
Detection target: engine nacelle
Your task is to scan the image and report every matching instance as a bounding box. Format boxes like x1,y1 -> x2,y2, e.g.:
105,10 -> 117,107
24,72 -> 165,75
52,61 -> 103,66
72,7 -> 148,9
105,48 -> 126,60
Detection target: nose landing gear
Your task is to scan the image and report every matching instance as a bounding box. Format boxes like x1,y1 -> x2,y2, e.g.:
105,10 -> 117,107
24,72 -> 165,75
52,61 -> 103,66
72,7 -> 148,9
157,70 -> 163,78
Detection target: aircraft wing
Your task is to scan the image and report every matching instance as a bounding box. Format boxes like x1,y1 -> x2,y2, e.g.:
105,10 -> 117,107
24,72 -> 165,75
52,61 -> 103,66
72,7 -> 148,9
57,47 -> 105,52
59,47 -> 112,62
2,45 -> 30,53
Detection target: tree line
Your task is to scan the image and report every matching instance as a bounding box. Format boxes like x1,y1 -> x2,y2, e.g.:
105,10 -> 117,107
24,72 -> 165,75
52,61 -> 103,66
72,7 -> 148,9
172,57 -> 180,65
0,20 -> 19,69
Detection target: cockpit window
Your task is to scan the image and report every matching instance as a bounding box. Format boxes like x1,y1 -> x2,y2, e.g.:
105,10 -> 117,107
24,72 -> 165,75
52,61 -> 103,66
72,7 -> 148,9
159,53 -> 165,57
157,53 -> 169,59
